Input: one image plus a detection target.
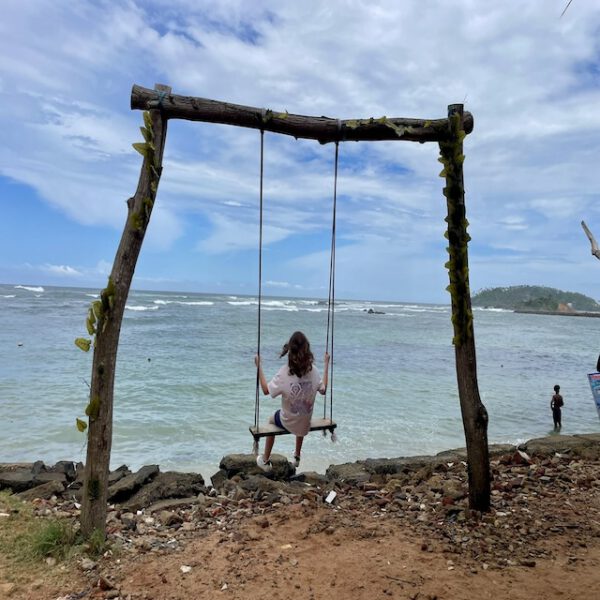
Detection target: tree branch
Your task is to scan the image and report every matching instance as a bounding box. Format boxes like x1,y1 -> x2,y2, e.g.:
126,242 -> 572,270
130,84 -> 474,144
581,220 -> 600,260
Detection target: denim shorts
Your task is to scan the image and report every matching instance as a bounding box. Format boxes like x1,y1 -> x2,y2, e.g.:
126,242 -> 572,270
274,409 -> 289,432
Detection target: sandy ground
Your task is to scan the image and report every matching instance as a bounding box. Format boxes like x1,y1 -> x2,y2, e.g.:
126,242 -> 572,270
3,495 -> 600,600
3,441 -> 600,600
112,505 -> 600,600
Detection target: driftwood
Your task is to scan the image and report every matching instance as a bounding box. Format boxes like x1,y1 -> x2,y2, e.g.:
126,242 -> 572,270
581,220 -> 600,260
80,84 -> 170,537
440,105 -> 490,511
130,84 -> 473,144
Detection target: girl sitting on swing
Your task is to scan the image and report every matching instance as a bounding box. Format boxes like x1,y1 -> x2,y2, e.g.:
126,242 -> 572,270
254,331 -> 330,472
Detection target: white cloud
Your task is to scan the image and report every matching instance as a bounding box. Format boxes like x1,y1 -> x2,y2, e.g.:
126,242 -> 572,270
266,280 -> 292,288
197,212 -> 290,254
2,1 -> 600,300
43,264 -> 82,276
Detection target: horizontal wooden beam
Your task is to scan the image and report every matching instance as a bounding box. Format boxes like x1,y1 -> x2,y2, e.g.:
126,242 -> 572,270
131,84 -> 473,144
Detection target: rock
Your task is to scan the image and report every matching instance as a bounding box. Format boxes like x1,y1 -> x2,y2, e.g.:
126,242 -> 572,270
36,472 -> 68,485
120,512 -> 137,529
519,436 -> 594,457
325,462 -> 371,485
364,456 -> 437,476
146,496 -> 201,514
108,465 -> 131,485
80,558 -> 97,571
219,454 -> 295,479
436,448 -> 469,462
16,480 -> 65,501
239,475 -> 283,494
158,511 -> 184,526
211,469 -> 228,491
32,460 -> 46,475
122,471 -> 205,512
0,470 -> 36,493
107,465 -> 159,503
290,471 -> 328,486
519,559 -> 536,567
0,463 -> 34,472
52,461 -> 76,480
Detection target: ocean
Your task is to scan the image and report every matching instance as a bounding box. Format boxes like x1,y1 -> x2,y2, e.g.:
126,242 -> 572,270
1,284 -> 599,482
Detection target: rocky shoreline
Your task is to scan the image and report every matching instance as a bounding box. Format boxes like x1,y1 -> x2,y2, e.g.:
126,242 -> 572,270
514,308 -> 600,318
3,433 -> 600,505
2,433 -> 600,597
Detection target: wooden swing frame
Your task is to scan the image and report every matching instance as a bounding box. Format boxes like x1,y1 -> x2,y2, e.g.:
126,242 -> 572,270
81,82 -> 491,538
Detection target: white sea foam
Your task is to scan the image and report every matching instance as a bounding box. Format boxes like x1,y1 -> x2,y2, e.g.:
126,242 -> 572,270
14,285 -> 44,293
180,301 -> 214,306
474,307 -> 511,313
1,295 -> 16,298
125,305 -> 159,311
85,293 -> 99,298
153,300 -> 213,306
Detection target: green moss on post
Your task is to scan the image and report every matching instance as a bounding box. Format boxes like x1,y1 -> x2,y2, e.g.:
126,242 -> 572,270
439,112 -> 473,347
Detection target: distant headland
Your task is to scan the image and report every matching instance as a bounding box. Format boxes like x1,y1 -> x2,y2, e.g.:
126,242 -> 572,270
472,285 -> 600,317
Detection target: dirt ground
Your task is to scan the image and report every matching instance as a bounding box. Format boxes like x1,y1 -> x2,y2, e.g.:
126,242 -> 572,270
113,506 -> 600,600
3,497 -> 600,600
3,440 -> 600,600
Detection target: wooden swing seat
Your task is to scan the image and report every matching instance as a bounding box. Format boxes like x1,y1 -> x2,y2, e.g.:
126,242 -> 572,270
250,418 -> 337,439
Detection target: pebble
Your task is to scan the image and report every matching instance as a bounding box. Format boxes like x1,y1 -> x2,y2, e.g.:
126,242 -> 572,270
80,558 -> 97,571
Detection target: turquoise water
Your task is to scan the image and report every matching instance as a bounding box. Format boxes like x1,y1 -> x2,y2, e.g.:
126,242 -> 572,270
1,284 -> 599,481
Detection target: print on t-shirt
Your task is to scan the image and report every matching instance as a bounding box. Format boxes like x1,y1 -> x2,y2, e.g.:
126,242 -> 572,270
289,381 -> 315,415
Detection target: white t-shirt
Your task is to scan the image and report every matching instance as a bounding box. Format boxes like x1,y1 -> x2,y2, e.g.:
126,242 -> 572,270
268,364 -> 324,436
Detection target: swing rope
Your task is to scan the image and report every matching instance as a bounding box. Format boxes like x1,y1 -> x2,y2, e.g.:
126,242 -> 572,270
254,130 -> 265,433
253,133 -> 339,441
324,142 -> 339,422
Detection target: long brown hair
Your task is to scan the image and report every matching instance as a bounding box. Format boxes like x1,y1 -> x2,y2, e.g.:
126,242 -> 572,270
280,331 -> 314,377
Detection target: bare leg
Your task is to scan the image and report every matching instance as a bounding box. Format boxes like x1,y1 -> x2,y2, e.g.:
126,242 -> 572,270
263,435 -> 275,462
295,436 -> 304,459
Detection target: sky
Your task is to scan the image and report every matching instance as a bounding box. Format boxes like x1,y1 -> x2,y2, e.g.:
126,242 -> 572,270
1,0 -> 600,303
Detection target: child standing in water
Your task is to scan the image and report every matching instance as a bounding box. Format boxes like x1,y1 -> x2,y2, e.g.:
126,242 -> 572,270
551,384 -> 564,431
254,331 -> 329,472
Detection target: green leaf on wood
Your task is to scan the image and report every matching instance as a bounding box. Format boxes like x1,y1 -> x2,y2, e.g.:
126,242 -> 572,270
76,418 -> 87,432
75,338 -> 91,352
132,142 -> 148,157
140,126 -> 152,143
85,396 -> 101,419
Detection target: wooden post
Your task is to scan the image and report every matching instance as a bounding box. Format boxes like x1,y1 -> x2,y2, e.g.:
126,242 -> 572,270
439,104 -> 491,512
80,84 -> 171,537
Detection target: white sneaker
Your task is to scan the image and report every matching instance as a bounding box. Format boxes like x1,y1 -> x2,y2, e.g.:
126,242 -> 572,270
256,455 -> 273,472
289,455 -> 300,469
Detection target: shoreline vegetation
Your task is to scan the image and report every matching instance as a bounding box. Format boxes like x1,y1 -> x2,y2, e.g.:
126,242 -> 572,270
473,284 -> 600,315
2,432 -> 600,599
